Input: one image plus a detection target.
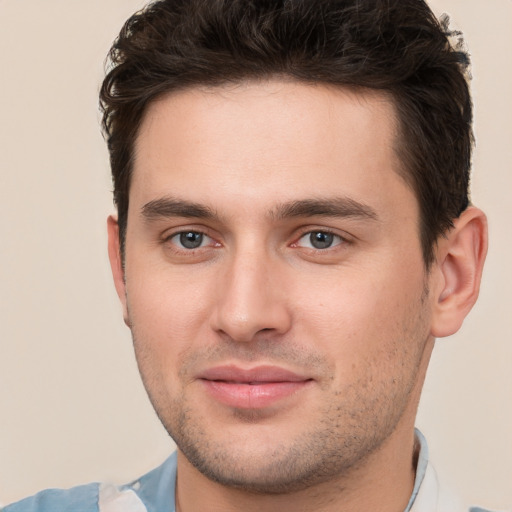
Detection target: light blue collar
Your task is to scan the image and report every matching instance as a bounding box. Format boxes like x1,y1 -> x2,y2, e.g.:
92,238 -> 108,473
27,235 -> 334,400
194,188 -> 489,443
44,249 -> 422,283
130,430 -> 429,512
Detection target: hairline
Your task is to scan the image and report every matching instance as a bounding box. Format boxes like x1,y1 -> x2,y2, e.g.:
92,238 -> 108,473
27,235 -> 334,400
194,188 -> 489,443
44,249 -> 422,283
119,78 -> 436,269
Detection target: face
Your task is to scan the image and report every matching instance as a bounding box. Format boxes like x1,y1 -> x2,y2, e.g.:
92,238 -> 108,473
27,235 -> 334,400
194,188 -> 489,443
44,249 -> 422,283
110,81 -> 436,492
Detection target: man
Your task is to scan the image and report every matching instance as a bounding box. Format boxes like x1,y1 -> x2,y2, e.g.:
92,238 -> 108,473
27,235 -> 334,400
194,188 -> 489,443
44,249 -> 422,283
4,0 -> 491,511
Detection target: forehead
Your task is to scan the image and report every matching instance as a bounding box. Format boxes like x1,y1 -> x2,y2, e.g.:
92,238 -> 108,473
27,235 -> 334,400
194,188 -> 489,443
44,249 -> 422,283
131,80 -> 413,220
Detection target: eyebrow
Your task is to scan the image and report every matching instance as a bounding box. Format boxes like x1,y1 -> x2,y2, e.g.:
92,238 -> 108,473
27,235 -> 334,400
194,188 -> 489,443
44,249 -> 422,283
140,196 -> 378,222
271,197 -> 379,221
141,197 -> 216,220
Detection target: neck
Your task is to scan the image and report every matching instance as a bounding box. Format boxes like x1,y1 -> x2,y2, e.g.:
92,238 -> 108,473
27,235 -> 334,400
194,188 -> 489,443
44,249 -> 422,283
175,337 -> 435,512
175,423 -> 419,512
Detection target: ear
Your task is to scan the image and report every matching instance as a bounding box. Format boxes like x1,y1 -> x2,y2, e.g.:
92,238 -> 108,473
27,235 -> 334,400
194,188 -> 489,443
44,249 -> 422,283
107,215 -> 130,326
430,207 -> 488,338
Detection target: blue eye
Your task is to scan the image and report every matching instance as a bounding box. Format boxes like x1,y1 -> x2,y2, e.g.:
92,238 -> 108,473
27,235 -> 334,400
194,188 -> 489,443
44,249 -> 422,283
297,231 -> 342,249
171,231 -> 208,249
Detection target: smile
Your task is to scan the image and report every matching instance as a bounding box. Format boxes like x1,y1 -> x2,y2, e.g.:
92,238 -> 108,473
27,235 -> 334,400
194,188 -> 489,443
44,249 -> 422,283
198,365 -> 313,409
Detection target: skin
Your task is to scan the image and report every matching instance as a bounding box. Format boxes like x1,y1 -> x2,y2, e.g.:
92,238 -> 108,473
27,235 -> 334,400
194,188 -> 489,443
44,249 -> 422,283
108,80 -> 487,512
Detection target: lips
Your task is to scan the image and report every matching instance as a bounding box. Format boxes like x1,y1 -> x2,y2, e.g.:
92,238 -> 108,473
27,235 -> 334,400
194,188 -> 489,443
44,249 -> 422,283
198,365 -> 312,409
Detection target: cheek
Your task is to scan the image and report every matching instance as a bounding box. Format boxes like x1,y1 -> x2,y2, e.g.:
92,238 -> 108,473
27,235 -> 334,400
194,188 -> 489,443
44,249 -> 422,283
295,264 -> 428,370
125,269 -> 214,368
127,253 -> 213,320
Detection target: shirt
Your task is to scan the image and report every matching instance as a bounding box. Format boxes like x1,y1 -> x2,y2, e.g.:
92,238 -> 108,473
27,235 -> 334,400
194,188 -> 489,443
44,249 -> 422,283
2,430 -> 495,512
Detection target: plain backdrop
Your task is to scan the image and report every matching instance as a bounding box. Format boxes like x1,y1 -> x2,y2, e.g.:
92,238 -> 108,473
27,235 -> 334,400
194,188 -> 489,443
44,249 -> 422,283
0,0 -> 511,509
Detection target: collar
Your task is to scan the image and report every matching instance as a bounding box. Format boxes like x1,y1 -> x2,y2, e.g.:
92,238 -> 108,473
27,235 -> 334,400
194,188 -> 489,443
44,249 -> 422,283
99,430 -> 465,512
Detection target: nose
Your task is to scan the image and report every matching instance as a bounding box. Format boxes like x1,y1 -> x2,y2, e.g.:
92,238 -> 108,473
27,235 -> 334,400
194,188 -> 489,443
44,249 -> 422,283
210,248 -> 292,343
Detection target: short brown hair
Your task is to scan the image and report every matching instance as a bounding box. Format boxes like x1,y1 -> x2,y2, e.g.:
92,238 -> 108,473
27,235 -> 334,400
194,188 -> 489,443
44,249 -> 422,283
100,0 -> 472,267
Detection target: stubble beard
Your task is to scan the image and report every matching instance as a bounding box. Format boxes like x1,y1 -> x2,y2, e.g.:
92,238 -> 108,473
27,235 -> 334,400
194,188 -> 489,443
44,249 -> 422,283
168,388 -> 408,494
132,325 -> 430,495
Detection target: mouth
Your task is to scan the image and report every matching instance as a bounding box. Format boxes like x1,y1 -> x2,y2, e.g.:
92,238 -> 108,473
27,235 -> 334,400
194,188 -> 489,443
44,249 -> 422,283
197,365 -> 313,409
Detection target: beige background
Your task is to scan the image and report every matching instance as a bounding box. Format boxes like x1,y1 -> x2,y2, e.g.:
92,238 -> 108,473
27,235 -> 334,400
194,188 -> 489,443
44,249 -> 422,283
0,0 -> 511,508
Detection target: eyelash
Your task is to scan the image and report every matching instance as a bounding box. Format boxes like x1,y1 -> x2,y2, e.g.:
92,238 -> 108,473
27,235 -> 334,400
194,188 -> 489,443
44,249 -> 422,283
164,230 -> 219,251
291,229 -> 347,251
162,227 -> 349,254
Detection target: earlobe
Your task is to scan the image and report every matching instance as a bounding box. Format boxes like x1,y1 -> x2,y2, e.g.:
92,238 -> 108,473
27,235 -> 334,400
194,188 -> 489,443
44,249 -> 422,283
430,207 -> 488,338
107,215 -> 130,326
